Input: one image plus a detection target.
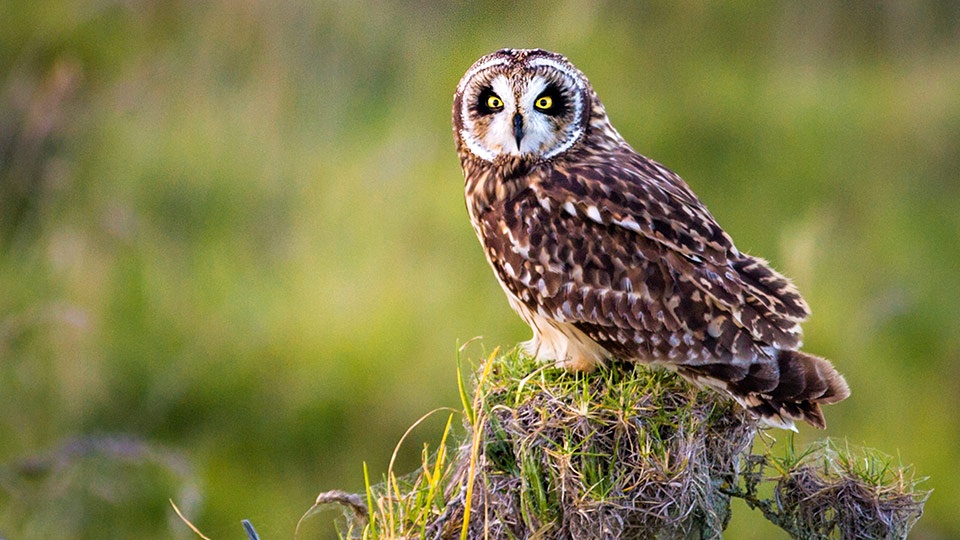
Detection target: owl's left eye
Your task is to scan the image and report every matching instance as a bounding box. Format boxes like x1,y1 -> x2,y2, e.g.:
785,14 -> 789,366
533,85 -> 566,116
535,96 -> 553,110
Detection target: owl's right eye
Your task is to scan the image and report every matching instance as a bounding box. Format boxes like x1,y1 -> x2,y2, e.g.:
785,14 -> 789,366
476,88 -> 504,115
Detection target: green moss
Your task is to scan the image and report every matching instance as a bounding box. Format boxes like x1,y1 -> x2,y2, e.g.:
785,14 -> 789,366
316,349 -> 927,539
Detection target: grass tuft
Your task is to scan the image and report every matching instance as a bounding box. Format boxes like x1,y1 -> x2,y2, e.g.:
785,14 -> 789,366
318,348 -> 928,539
735,438 -> 930,539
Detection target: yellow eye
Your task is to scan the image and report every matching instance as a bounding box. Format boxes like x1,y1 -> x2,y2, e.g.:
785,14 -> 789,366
535,95 -> 553,110
486,95 -> 503,109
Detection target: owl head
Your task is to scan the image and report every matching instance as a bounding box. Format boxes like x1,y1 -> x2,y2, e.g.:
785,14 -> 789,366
453,49 -> 596,163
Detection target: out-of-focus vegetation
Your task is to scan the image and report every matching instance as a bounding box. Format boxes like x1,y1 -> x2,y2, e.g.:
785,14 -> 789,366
0,1 -> 957,538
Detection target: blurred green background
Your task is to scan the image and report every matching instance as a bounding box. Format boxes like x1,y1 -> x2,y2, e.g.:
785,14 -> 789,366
1,1 -> 958,538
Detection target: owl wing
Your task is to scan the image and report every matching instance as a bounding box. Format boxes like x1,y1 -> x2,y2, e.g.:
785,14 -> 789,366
478,147 -> 810,369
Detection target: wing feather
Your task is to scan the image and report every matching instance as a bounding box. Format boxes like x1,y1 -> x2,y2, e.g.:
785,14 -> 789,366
477,146 -> 811,365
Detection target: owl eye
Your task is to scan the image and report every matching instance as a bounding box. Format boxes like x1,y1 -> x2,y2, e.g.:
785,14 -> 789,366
476,88 -> 504,115
535,96 -> 553,110
533,85 -> 566,116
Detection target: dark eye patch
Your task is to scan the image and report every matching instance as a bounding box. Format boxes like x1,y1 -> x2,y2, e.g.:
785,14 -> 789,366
535,83 -> 567,117
473,86 -> 501,116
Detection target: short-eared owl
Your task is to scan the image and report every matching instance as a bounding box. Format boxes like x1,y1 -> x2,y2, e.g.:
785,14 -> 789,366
453,49 -> 849,429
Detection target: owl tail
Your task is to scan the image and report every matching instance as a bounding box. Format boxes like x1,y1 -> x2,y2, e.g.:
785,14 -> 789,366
682,350 -> 850,430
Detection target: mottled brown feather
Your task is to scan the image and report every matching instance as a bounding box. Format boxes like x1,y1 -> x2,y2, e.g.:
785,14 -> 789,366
454,49 -> 849,429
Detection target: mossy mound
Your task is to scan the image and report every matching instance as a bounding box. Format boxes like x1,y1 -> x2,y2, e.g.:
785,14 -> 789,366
432,353 -> 755,539
317,349 -> 928,539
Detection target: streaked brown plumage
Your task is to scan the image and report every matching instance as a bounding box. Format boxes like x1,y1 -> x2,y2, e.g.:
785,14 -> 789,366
453,48 -> 849,429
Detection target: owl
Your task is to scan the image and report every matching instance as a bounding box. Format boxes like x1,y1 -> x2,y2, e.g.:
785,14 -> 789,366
452,49 -> 850,430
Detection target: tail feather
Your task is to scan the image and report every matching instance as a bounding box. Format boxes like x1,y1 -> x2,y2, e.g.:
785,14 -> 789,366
681,349 -> 850,429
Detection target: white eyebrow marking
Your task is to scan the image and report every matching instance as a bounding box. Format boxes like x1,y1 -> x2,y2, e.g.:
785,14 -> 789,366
456,56 -> 509,95
526,57 -> 583,86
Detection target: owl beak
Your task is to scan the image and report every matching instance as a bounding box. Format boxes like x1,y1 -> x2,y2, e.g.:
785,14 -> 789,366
513,113 -> 524,149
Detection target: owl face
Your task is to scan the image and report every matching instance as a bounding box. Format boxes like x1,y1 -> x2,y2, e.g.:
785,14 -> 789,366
454,49 -> 590,162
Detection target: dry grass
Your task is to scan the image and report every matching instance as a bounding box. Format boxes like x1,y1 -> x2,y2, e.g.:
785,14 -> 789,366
314,348 -> 928,539
734,441 -> 929,539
